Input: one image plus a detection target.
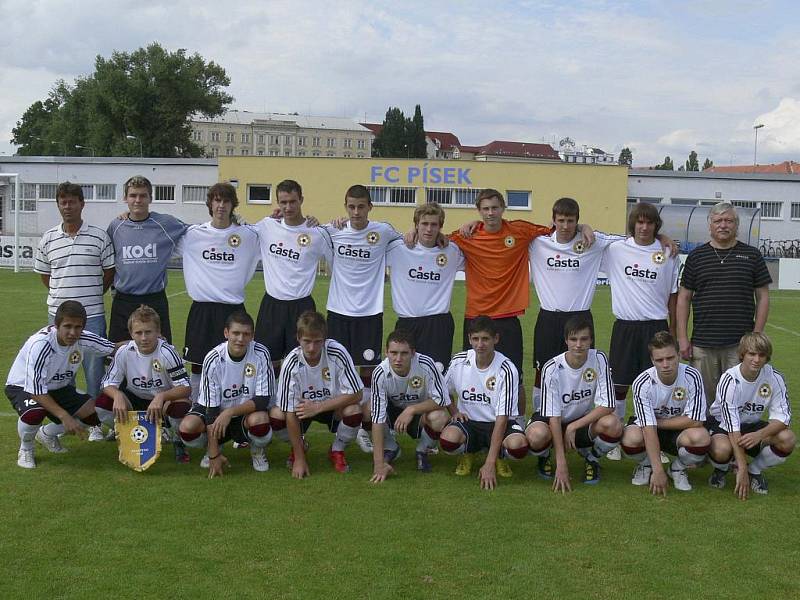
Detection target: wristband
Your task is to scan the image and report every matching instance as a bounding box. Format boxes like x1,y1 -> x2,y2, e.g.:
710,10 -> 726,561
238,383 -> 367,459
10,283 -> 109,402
207,453 -> 221,460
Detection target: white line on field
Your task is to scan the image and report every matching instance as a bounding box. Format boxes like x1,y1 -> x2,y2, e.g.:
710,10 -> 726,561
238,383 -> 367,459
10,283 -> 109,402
766,323 -> 800,338
167,290 -> 188,298
0,412 -> 18,418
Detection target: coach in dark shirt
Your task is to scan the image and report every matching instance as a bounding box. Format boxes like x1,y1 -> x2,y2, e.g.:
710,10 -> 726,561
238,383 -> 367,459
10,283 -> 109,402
676,202 -> 771,401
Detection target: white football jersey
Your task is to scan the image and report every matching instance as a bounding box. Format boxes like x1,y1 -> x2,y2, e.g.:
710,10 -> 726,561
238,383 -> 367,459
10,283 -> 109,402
325,221 -> 401,316
6,326 -> 116,395
370,352 -> 449,424
254,218 -> 333,300
386,240 -> 464,318
277,339 -> 363,412
709,363 -> 791,432
529,232 -> 618,311
177,222 -> 260,304
445,349 -> 518,422
602,238 -> 679,320
631,363 -> 706,427
540,349 -> 614,423
198,341 -> 274,410
102,339 -> 190,400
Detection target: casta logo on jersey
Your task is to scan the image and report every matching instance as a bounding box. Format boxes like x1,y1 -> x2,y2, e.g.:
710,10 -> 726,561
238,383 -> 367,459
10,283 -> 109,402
504,236 -> 515,248
69,350 -> 81,364
547,254 -> 580,269
408,266 -> 441,281
624,263 -> 657,279
52,370 -> 75,382
269,242 -> 300,261
390,392 -> 421,403
758,383 -> 771,398
462,387 -> 491,403
223,383 -> 250,399
338,244 -> 371,259
122,243 -> 156,260
436,253 -> 448,267
228,234 -> 241,248
302,385 -> 331,400
672,387 -> 686,401
244,363 -> 256,377
202,247 -> 235,262
152,359 -> 162,372
582,368 -> 596,383
297,233 -> 311,247
562,389 -> 591,403
132,376 -> 164,388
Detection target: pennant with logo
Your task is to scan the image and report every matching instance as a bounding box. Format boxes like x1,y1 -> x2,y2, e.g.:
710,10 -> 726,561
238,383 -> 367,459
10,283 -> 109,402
116,411 -> 161,472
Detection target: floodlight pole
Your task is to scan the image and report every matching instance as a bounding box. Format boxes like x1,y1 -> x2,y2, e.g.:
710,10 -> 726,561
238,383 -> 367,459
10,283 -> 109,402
753,124 -> 764,168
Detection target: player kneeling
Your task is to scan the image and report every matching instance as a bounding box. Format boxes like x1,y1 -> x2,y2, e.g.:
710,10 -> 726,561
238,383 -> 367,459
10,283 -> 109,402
707,332 -> 794,498
178,311 -> 275,478
439,316 -> 528,490
95,306 -> 192,462
370,330 -> 454,482
270,311 -> 364,477
525,316 -> 620,491
621,332 -> 710,495
5,301 -> 116,468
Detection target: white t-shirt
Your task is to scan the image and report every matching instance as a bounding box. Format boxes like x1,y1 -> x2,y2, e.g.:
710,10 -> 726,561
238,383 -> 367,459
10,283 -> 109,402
254,218 -> 333,300
445,349 -> 518,422
325,221 -> 401,316
277,339 -> 363,412
198,341 -> 274,410
370,352 -> 448,424
602,238 -> 679,320
529,232 -> 618,311
385,240 -> 464,318
540,349 -> 614,423
631,363 -> 706,427
709,363 -> 791,432
102,339 -> 190,400
6,326 -> 116,394
177,222 -> 260,304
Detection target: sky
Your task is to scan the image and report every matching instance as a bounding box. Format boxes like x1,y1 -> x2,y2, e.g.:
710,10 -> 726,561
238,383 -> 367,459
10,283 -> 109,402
1,0 -> 799,167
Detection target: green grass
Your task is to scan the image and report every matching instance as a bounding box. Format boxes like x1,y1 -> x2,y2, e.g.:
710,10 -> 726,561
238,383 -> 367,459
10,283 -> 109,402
1,270 -> 799,599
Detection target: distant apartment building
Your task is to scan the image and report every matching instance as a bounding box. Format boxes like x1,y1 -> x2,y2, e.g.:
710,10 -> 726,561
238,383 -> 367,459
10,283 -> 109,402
190,111 -> 374,159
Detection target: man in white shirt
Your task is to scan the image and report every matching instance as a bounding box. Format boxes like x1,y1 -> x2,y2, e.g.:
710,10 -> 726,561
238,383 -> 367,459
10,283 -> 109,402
5,301 -> 116,468
707,332 -> 794,498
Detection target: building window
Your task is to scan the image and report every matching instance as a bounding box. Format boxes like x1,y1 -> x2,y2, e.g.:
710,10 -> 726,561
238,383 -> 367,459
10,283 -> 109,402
357,139 -> 365,149
225,132 -> 235,143
298,136 -> 306,147
312,150 -> 321,157
425,187 -> 481,206
271,135 -> 280,145
192,130 -> 202,141
312,137 -> 320,147
791,202 -> 800,220
285,135 -> 292,144
80,185 -> 95,200
343,153 -> 351,158
242,133 -> 250,143
368,186 -> 416,205
298,150 -> 306,157
96,184 -> 116,200
39,183 -> 57,200
257,149 -> 264,156
226,147 -> 234,156
732,200 -> 757,209
285,150 -> 291,156
210,147 -> 219,157
9,183 -> 37,212
357,153 -> 365,158
247,184 -> 271,204
153,185 -> 175,202
258,134 -> 266,144
211,132 -> 220,142
327,138 -> 336,148
760,201 -> 782,219
269,150 -> 278,156
506,190 -> 530,209
182,185 -> 209,204
343,139 -> 352,148
242,148 -> 249,156
326,151 -> 335,157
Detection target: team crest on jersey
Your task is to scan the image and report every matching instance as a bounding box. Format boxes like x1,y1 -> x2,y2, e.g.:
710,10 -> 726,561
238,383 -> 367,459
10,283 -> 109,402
436,253 -> 448,267
410,376 -> 424,389
652,251 -> 665,265
228,234 -> 241,248
366,231 -> 380,245
69,350 -> 81,365
485,376 -> 496,391
322,367 -> 331,381
504,235 -> 515,248
582,368 -> 597,383
672,386 -> 687,402
244,363 -> 256,378
758,383 -> 771,398
297,233 -> 311,247
573,240 -> 586,254
151,359 -> 162,373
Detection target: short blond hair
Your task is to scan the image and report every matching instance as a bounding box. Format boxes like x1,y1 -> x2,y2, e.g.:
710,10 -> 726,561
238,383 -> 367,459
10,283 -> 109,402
738,332 -> 772,362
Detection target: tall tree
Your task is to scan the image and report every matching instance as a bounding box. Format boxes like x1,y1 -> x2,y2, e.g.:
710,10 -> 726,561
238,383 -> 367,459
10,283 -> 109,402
702,158 -> 714,170
685,150 -> 700,171
12,43 -> 232,157
411,104 -> 427,158
372,105 -> 427,158
654,156 -> 674,170
618,147 -> 633,166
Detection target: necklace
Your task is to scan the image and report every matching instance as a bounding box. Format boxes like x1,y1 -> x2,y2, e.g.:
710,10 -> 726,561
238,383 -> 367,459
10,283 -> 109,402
712,245 -> 734,264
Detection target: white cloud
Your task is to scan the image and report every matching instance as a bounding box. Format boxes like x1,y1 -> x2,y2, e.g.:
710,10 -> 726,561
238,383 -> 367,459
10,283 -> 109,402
755,98 -> 800,153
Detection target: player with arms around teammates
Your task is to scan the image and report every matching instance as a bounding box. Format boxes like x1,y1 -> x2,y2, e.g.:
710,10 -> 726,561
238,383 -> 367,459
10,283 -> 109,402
178,311 -> 275,477
707,332 -> 794,498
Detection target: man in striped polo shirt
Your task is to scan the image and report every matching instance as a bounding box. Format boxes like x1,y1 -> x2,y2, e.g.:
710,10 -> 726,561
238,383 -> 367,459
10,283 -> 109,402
35,182 -> 115,443
676,202 -> 771,402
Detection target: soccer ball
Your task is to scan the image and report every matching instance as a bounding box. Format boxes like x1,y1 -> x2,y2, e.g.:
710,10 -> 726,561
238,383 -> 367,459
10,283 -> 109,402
130,426 -> 149,444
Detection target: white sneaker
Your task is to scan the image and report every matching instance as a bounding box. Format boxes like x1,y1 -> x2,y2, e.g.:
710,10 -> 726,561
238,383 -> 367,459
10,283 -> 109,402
200,454 -> 210,469
660,451 -> 670,464
17,447 -> 36,469
36,428 -> 68,453
606,446 -> 622,461
669,466 -> 692,491
88,425 -> 105,442
251,447 -> 270,472
631,463 -> 652,486
356,428 -> 373,453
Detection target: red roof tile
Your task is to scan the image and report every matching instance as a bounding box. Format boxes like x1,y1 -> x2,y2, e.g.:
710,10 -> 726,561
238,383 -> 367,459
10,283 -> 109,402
707,161 -> 800,174
475,140 -> 560,160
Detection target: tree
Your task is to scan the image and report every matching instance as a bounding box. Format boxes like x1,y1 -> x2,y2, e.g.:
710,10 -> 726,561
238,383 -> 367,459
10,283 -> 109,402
411,105 -> 427,158
618,147 -> 633,166
685,150 -> 699,171
654,156 -> 674,170
702,158 -> 714,170
372,105 -> 427,158
12,43 -> 232,157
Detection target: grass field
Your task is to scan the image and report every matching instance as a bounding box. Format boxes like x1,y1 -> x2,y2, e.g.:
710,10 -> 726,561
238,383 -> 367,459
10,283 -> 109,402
2,269 -> 799,599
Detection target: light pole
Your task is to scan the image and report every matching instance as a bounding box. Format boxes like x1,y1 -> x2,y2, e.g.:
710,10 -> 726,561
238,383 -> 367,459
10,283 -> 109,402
51,140 -> 67,156
753,123 -> 764,168
126,134 -> 143,157
75,144 -> 95,157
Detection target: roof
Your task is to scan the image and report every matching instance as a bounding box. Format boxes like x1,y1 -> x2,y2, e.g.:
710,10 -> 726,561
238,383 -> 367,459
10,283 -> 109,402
195,110 -> 371,132
426,131 -> 462,150
707,161 -> 800,174
0,156 -> 217,166
629,167 -> 800,183
473,140 -> 560,160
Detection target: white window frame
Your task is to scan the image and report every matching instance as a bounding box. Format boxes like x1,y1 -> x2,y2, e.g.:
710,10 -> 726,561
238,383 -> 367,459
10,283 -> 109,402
506,190 -> 531,210
153,185 -> 176,203
247,184 -> 271,205
182,185 -> 209,204
760,201 -> 782,220
368,186 -> 417,206
424,187 -> 482,207
790,202 -> 800,220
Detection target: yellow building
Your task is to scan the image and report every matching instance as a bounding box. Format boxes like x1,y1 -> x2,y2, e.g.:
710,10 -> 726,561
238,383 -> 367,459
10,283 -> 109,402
220,157 -> 629,232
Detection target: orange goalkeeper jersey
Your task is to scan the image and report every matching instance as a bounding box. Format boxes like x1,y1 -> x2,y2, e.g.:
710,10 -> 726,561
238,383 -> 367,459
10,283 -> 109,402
451,219 -> 551,318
